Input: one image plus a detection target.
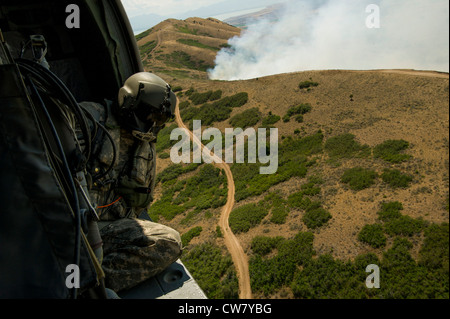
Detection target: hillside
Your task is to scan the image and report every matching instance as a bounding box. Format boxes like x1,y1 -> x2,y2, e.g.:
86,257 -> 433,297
154,70 -> 448,299
135,17 -> 240,79
137,19 -> 449,299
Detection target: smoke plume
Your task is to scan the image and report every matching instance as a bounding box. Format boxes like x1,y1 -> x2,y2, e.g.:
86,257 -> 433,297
208,0 -> 449,80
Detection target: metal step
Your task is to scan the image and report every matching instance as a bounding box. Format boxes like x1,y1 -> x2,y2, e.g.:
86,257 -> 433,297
118,259 -> 208,299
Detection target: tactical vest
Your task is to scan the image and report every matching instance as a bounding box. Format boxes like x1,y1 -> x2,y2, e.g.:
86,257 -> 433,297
80,101 -> 157,221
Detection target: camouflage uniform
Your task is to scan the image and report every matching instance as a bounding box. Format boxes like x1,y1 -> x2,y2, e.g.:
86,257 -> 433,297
81,101 -> 182,292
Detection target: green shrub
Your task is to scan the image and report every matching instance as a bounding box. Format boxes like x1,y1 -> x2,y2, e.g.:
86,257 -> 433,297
150,164 -> 227,222
302,207 -> 332,229
227,92 -> 248,107
380,237 -> 448,299
210,92 -> 249,109
280,131 -> 324,157
229,108 -> 261,128
209,90 -> 223,101
181,226 -> 203,247
181,93 -> 249,125
270,204 -> 289,224
294,114 -> 304,123
283,115 -> 290,123
378,201 -> 404,222
181,101 -> 229,125
148,200 -> 184,222
341,167 -> 378,190
231,131 -> 323,202
182,243 -> 238,299
251,236 -> 284,256
232,161 -> 301,202
301,179 -> 322,196
299,81 -> 319,90
175,25 -> 198,35
384,215 -> 425,237
177,165 -> 226,203
179,101 -> 190,110
325,133 -> 371,158
190,91 -> 213,105
249,232 -> 315,296
163,51 -> 213,72
155,124 -> 178,153
229,203 -> 268,233
185,88 -> 195,96
287,103 -> 312,117
358,224 -> 387,248
381,169 -> 413,188
419,222 -> 449,270
158,152 -> 170,159
354,253 -> 381,275
258,192 -> 289,224
374,140 -> 412,163
381,237 -> 415,270
176,38 -> 219,51
262,113 -> 281,126
260,191 -> 286,208
172,86 -> 183,92
216,226 -> 223,238
189,90 -> 223,104
287,192 -> 310,210
156,163 -> 201,183
291,255 -> 366,299
139,40 -> 157,57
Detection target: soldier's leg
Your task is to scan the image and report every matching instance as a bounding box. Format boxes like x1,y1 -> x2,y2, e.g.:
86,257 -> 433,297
99,218 -> 182,292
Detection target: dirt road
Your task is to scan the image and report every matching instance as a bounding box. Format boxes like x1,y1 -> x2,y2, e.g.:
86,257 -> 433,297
174,100 -> 253,299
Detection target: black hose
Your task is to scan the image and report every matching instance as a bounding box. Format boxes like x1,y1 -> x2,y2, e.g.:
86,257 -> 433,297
79,105 -> 118,181
16,59 -> 92,167
26,75 -> 81,299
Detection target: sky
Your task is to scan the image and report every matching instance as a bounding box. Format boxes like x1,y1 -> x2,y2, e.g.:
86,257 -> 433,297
121,0 -> 282,19
121,0 -> 284,34
122,0 -> 215,17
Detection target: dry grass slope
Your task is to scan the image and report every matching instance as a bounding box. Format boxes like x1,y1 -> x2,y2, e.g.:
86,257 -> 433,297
136,17 -> 240,79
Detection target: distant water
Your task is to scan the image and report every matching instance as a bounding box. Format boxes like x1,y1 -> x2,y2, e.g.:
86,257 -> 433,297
211,7 -> 267,22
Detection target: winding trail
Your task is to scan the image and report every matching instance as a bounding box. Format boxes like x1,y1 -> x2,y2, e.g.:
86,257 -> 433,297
174,99 -> 252,299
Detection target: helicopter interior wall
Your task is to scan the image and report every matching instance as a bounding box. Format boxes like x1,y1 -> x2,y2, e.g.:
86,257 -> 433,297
0,0 -> 119,103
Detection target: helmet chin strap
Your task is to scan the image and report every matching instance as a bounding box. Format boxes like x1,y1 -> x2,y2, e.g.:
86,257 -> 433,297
132,130 -> 157,143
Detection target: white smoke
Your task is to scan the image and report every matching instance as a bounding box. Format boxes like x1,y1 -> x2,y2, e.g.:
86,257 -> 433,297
208,0 -> 449,80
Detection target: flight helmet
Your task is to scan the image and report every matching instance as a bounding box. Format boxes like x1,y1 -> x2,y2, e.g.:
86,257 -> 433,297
118,72 -> 176,132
